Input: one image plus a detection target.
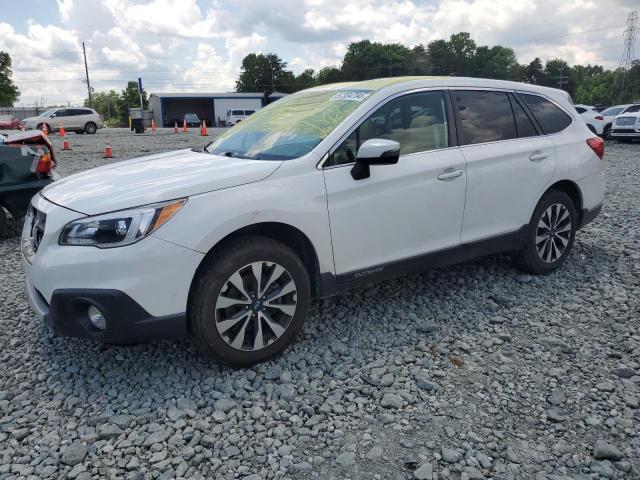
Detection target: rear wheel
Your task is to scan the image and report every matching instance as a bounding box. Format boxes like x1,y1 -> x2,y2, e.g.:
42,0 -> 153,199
84,122 -> 97,134
190,236 -> 310,366
602,124 -> 611,139
514,190 -> 577,275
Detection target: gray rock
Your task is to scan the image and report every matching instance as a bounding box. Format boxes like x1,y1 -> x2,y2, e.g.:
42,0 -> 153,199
381,393 -> 403,409
214,398 -> 235,412
61,441 -> 87,466
548,388 -> 566,405
611,367 -> 636,378
596,382 -> 615,392
593,440 -> 623,461
590,459 -> 615,478
143,429 -> 170,446
97,423 -> 123,440
366,445 -> 383,461
335,451 -> 356,467
441,447 -> 460,463
413,462 -> 433,479
250,405 -> 265,420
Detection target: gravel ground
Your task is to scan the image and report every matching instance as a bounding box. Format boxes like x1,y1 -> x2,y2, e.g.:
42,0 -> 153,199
0,129 -> 638,480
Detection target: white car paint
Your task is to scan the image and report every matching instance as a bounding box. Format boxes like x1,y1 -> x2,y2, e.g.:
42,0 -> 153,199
574,104 -> 604,135
23,76 -> 604,340
600,104 -> 640,137
610,108 -> 640,140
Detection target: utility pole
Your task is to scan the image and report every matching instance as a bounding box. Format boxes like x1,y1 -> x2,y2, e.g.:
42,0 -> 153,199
557,65 -> 568,90
618,10 -> 638,102
82,42 -> 92,108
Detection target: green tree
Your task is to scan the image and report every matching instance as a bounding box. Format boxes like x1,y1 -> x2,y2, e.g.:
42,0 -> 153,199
525,58 -> 544,84
341,40 -> 414,80
316,66 -> 343,84
293,69 -> 317,90
119,81 -> 148,122
0,51 -> 20,106
236,53 -> 294,93
84,90 -> 122,125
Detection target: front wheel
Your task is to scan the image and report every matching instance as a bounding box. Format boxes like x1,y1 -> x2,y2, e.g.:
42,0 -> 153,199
602,124 -> 611,140
514,190 -> 577,275
189,236 -> 310,366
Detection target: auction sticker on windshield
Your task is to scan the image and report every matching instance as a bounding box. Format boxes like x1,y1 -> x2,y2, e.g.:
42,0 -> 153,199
330,91 -> 371,102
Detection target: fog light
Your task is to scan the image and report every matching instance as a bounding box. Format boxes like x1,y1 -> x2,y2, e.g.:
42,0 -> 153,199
87,305 -> 106,330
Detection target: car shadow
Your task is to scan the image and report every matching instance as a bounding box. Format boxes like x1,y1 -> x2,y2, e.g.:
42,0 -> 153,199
33,239 -> 616,405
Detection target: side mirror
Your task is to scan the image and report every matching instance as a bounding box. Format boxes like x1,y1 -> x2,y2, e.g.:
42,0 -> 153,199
351,138 -> 400,180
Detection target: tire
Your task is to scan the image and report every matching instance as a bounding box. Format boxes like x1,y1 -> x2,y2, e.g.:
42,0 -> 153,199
603,124 -> 611,140
0,207 -> 7,237
84,122 -> 97,134
190,236 -> 311,366
514,190 -> 577,275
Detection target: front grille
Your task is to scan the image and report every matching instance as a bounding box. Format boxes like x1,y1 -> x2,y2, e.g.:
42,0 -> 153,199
612,128 -> 637,134
616,116 -> 637,126
22,205 -> 46,262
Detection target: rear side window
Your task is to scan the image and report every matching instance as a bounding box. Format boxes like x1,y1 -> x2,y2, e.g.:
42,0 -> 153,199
509,94 -> 538,138
575,107 -> 586,114
519,93 -> 572,134
232,110 -> 244,116
454,90 -> 517,144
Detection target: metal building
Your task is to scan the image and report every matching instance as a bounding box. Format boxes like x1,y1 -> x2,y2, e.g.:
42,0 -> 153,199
148,92 -> 287,127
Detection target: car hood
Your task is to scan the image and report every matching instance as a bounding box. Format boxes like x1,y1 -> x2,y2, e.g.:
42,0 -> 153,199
43,148 -> 283,215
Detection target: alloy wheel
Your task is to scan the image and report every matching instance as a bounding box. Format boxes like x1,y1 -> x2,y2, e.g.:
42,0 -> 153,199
214,261 -> 297,351
535,203 -> 572,263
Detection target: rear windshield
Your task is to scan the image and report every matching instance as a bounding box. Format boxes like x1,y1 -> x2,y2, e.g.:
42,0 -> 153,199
206,89 -> 370,160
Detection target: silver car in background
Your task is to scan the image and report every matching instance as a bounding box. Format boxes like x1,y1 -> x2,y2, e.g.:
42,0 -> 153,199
22,107 -> 104,134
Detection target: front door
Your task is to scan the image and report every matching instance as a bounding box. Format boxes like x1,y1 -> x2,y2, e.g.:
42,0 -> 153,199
323,90 -> 467,278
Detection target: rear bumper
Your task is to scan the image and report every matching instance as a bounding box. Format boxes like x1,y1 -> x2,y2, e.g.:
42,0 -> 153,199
26,283 -> 187,343
579,203 -> 602,229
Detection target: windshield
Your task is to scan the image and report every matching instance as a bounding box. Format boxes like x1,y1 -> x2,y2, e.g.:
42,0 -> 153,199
601,107 -> 624,116
185,113 -> 199,120
206,89 -> 371,160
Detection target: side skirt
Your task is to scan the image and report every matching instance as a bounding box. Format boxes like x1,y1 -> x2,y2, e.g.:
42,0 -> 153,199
319,225 -> 528,297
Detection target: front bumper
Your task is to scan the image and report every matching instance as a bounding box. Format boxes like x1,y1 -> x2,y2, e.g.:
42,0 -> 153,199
26,283 -> 187,343
610,130 -> 640,138
23,194 -> 205,343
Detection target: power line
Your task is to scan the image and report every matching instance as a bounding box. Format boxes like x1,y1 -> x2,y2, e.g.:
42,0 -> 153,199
618,10 -> 638,102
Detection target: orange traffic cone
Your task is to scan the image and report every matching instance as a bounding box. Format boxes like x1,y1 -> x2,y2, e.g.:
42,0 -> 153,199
200,120 -> 208,136
104,139 -> 113,158
62,133 -> 71,150
182,118 -> 188,133
59,122 -> 66,137
174,121 -> 178,133
42,123 -> 49,136
151,119 -> 157,133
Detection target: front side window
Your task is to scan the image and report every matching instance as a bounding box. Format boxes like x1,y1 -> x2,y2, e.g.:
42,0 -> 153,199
519,93 -> 572,134
232,110 -> 244,116
328,90 -> 449,167
207,88 -> 371,160
454,90 -> 517,145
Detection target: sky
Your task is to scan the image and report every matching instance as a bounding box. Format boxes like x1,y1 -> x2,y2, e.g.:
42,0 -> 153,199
0,0 -> 637,105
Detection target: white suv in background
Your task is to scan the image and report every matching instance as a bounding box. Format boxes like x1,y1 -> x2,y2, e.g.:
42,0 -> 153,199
22,107 -> 104,134
600,104 -> 640,139
610,107 -> 640,142
22,77 -> 605,366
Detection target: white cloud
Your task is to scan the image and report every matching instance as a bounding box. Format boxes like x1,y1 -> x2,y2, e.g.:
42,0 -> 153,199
2,0 -> 636,105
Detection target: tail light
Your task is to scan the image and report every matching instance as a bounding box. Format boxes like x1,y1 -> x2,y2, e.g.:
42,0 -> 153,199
35,148 -> 55,174
595,115 -> 604,121
586,137 -> 604,160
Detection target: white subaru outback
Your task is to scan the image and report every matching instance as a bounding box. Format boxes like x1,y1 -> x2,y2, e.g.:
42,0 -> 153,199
22,77 -> 605,366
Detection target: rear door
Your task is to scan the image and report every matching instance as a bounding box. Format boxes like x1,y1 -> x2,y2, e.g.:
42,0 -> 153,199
452,89 -> 557,243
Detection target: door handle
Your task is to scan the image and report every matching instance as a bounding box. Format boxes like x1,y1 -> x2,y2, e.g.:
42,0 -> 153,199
437,169 -> 463,180
529,152 -> 548,162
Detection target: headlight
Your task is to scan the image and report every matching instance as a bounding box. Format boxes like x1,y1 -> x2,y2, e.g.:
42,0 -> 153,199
59,199 -> 186,248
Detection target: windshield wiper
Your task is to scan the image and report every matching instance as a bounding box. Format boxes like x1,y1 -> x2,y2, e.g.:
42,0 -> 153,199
222,151 -> 240,158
